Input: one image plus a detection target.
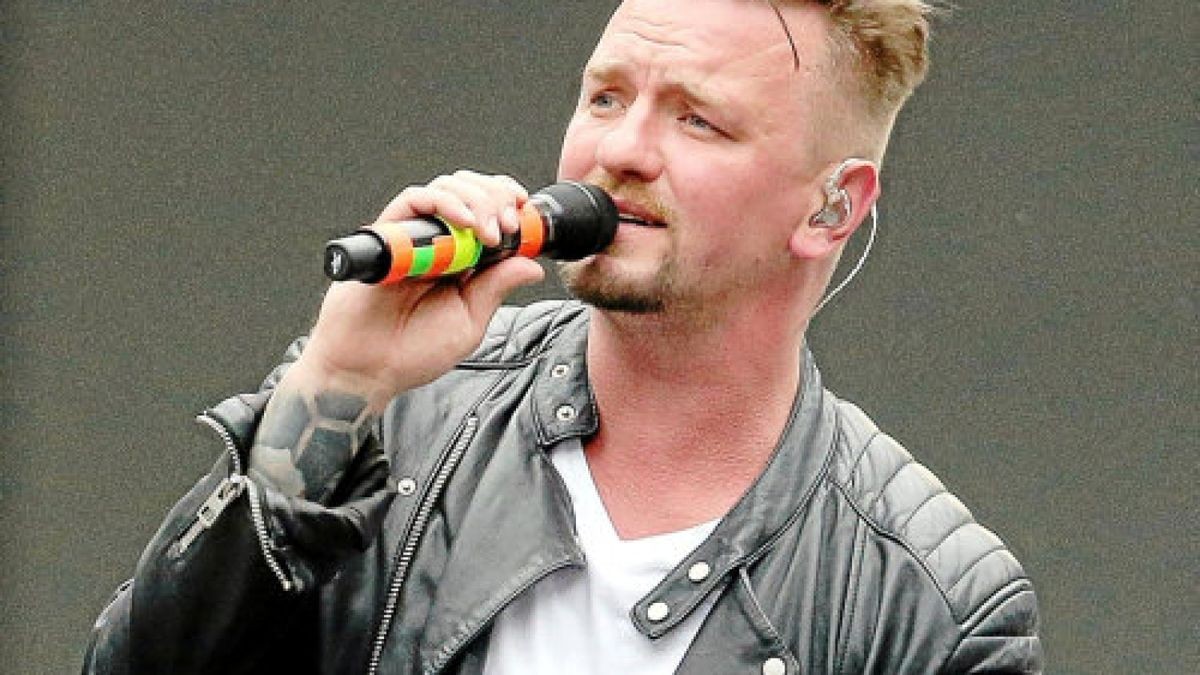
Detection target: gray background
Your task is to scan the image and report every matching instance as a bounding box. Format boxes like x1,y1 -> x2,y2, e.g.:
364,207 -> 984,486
2,1 -> 1195,672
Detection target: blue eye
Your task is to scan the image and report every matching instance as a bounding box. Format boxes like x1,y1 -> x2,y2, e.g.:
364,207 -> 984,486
682,113 -> 716,132
590,92 -> 617,109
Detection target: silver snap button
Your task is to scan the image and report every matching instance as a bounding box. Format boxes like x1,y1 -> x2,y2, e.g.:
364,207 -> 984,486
762,657 -> 786,675
551,363 -> 571,378
688,561 -> 711,582
555,405 -> 577,422
646,602 -> 670,622
397,478 -> 417,496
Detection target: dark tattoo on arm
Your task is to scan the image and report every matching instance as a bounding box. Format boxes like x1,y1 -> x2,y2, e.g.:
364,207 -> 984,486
249,388 -> 378,501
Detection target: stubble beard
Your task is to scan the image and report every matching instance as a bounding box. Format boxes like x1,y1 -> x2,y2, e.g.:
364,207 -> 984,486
557,254 -> 678,314
559,177 -> 683,314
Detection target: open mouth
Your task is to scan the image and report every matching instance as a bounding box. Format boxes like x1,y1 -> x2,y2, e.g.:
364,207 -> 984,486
618,213 -> 667,228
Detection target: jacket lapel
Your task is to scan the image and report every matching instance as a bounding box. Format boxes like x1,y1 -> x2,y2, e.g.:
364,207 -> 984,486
416,318 -> 595,673
675,570 -> 800,674
628,349 -> 837,640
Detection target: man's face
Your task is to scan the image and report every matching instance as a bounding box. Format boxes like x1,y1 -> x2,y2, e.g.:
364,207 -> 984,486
557,0 -> 843,316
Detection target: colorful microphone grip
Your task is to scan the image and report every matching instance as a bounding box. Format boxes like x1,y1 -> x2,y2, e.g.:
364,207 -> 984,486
323,181 -> 616,284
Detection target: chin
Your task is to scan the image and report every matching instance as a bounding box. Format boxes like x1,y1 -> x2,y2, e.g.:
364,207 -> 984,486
557,258 -> 669,314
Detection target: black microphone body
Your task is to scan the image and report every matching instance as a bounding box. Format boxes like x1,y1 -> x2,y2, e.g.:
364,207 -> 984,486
324,181 -> 617,284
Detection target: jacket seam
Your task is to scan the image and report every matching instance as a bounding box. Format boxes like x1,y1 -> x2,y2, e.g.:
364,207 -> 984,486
961,582 -> 1036,632
738,568 -> 784,645
742,409 -> 840,569
456,358 -> 539,371
419,352 -> 579,671
424,553 -> 580,674
894,487 -> 949,535
457,302 -> 576,369
834,519 -> 867,675
368,369 -> 512,674
923,519 -> 974,559
829,478 -> 955,610
944,546 -> 1008,597
936,583 -> 1038,674
737,568 -> 800,668
671,409 -> 839,654
866,456 -> 915,512
634,394 -> 837,639
844,430 -> 883,488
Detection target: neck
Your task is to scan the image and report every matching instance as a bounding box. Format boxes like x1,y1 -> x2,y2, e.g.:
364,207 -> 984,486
587,302 -> 807,446
580,299 -> 809,537
588,300 -> 806,393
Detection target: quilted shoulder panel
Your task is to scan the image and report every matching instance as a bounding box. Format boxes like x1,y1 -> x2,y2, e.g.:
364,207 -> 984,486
460,300 -> 586,366
830,397 -> 1030,624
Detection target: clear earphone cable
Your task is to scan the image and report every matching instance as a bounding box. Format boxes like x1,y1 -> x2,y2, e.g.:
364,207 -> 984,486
813,204 -> 878,316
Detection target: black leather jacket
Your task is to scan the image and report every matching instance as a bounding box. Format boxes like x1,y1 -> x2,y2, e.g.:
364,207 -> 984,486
84,301 -> 1042,674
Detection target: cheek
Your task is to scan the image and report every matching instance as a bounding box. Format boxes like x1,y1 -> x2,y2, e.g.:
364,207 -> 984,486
674,160 -> 802,265
673,155 -> 784,234
556,117 -> 595,181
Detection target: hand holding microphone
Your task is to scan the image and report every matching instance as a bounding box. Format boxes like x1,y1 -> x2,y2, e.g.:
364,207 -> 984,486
280,172 -> 615,411
324,180 -> 617,284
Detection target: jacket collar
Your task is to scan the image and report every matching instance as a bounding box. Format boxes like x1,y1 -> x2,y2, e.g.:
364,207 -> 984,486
529,306 -> 837,638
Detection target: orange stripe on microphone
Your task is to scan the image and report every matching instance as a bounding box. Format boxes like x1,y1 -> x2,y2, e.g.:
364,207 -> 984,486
371,222 -> 415,285
516,203 -> 545,258
423,235 -> 457,277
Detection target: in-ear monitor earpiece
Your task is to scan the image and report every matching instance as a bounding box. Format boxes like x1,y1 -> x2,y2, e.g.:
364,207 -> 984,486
810,159 -> 857,229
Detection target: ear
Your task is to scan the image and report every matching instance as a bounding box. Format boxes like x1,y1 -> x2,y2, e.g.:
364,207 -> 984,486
788,159 -> 880,260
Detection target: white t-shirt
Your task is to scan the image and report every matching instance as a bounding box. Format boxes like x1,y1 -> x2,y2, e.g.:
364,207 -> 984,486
482,438 -> 719,675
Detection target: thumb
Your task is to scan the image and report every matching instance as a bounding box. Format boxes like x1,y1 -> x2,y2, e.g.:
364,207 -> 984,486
461,257 -> 546,327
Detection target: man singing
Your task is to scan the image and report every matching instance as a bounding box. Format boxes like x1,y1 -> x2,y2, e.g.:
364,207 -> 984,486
85,0 -> 1042,672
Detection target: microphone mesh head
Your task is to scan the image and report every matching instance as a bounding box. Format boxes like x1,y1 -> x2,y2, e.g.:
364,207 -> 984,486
534,182 -> 618,260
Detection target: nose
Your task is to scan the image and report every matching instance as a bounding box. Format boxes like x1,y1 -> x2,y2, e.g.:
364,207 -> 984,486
595,103 -> 663,184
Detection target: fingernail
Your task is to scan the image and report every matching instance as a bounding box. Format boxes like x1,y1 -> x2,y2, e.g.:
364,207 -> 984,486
502,205 -> 519,233
487,215 -> 501,244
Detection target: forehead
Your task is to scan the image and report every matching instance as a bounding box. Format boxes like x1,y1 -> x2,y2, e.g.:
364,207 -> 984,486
587,0 -> 833,91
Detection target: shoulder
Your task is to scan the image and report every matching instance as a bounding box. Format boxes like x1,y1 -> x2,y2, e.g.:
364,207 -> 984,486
826,395 -> 1036,627
459,299 -> 588,367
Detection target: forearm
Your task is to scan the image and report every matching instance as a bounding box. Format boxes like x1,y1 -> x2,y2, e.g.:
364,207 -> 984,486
248,359 -> 385,503
84,348 -> 396,674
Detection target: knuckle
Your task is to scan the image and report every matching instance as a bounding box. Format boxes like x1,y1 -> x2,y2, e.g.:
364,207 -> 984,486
390,186 -> 425,208
452,169 -> 483,181
428,174 -> 455,189
495,173 -> 525,190
399,184 -> 437,201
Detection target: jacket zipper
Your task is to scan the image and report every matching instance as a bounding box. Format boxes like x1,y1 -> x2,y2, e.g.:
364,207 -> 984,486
192,412 -> 294,592
174,474 -> 245,554
366,415 -> 479,675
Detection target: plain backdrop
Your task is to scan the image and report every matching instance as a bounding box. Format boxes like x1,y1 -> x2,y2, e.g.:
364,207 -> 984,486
1,1 -> 1196,672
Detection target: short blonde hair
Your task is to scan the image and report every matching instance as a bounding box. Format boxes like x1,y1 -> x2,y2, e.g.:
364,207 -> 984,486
771,0 -> 936,121
816,0 -> 936,118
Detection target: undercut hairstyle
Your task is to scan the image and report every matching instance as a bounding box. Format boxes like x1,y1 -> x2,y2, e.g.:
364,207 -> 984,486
773,0 -> 937,120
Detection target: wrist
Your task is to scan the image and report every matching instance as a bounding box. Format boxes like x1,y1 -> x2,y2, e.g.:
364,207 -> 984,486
253,359 -> 387,502
285,350 -> 401,413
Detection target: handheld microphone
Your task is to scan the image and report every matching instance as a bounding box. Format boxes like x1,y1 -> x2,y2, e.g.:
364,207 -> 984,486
323,181 -> 618,284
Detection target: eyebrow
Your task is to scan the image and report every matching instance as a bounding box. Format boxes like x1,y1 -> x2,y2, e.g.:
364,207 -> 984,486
583,61 -> 732,111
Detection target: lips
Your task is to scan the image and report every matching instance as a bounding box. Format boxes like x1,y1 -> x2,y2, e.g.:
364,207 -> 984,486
614,199 -> 667,228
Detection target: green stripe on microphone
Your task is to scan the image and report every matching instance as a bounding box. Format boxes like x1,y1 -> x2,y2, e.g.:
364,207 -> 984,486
409,246 -> 435,276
